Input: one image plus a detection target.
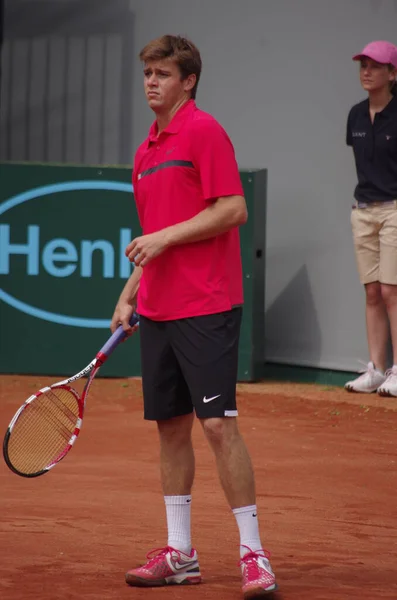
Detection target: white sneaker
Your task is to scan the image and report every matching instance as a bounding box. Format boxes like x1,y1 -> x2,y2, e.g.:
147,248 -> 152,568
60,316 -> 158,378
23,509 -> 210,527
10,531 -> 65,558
344,361 -> 386,393
378,365 -> 397,397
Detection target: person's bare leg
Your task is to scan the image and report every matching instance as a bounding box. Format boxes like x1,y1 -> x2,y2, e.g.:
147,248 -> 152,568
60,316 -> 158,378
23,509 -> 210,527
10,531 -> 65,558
200,416 -> 270,561
157,413 -> 195,555
365,282 -> 389,372
158,413 -> 195,495
200,417 -> 255,507
381,284 -> 397,366
125,414 -> 200,586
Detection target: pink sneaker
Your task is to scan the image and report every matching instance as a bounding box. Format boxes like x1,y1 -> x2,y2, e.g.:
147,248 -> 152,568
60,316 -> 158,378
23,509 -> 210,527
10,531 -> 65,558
239,546 -> 277,598
125,546 -> 201,587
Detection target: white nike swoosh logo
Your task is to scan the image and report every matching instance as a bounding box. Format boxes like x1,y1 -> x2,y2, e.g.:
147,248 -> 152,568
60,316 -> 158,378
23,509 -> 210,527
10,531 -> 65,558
203,394 -> 221,403
173,560 -> 194,571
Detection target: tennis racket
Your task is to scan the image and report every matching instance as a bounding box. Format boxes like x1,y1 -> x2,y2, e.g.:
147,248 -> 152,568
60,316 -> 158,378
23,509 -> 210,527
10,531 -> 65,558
3,313 -> 139,478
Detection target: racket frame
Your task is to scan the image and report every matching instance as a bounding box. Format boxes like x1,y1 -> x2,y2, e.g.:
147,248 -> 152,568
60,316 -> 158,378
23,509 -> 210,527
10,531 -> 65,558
3,362 -> 99,478
3,313 -> 138,478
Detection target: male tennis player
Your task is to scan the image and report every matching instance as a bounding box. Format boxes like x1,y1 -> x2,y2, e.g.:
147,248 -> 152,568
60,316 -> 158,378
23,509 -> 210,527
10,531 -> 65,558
111,34 -> 277,597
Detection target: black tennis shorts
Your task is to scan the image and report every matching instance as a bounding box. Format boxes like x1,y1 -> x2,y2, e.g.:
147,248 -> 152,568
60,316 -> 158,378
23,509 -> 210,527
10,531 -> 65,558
139,307 -> 242,420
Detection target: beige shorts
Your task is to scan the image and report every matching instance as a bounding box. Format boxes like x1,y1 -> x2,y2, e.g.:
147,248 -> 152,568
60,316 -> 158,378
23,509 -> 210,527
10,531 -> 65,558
351,201 -> 397,285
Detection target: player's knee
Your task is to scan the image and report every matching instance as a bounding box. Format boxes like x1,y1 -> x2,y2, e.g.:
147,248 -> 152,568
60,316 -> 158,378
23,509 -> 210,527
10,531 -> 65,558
201,416 -> 237,445
157,414 -> 193,446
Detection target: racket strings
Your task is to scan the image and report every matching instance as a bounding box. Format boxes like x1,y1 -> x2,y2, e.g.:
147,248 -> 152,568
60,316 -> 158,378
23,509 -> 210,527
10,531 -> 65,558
45,389 -> 80,427
6,388 -> 80,475
26,395 -> 75,440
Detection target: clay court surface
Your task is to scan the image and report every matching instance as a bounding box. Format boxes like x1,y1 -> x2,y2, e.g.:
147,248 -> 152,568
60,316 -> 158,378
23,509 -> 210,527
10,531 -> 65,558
1,375 -> 397,600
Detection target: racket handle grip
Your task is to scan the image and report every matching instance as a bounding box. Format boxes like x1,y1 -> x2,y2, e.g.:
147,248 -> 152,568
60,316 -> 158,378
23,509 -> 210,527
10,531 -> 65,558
97,313 -> 139,361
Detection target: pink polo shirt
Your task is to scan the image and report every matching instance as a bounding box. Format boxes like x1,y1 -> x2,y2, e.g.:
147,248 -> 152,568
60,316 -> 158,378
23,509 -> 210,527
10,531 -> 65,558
132,99 -> 244,321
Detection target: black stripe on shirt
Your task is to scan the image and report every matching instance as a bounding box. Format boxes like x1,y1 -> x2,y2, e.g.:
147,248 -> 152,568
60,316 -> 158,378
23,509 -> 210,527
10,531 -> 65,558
138,160 -> 194,180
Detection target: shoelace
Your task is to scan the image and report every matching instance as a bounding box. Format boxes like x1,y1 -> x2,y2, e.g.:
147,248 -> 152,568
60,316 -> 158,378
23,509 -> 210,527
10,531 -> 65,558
384,367 -> 397,381
353,361 -> 381,383
144,546 -> 183,567
238,545 -> 271,573
357,359 -> 371,370
356,360 -> 375,375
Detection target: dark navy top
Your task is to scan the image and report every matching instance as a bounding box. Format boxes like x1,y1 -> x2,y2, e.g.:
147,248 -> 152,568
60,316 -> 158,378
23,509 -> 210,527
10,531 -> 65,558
346,95 -> 397,202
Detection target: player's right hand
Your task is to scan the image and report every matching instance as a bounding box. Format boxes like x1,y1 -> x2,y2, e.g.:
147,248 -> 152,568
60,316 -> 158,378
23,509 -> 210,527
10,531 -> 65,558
110,302 -> 138,337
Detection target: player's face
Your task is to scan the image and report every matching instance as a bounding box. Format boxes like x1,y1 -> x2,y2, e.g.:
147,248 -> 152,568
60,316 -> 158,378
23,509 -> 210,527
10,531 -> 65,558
359,58 -> 396,93
143,59 -> 195,112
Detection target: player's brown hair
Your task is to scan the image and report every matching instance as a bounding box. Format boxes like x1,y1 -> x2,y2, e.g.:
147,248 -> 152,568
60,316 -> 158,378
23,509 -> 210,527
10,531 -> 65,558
139,35 -> 202,99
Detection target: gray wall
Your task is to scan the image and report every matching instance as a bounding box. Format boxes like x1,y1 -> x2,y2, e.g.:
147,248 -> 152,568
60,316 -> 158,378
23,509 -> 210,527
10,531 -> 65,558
3,0 -> 397,371
0,0 -> 133,164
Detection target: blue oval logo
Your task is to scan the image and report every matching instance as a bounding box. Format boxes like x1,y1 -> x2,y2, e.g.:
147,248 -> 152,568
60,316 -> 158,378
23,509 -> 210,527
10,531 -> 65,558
0,180 -> 133,328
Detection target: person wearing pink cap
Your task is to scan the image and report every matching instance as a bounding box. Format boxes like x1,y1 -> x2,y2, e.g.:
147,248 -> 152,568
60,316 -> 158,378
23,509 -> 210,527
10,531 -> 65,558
345,41 -> 397,395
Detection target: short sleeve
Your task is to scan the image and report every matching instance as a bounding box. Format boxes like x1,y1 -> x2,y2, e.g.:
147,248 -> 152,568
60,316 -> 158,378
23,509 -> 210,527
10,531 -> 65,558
132,157 -> 143,228
191,119 -> 244,201
346,109 -> 353,147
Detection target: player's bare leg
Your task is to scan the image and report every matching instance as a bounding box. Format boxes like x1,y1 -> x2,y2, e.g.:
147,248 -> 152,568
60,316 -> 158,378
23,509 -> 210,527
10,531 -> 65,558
200,416 -> 254,506
157,413 -> 195,495
200,417 -> 277,596
125,413 -> 201,587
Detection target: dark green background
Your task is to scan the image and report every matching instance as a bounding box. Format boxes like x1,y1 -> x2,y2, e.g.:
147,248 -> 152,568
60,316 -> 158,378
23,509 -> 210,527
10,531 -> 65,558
0,163 -> 266,381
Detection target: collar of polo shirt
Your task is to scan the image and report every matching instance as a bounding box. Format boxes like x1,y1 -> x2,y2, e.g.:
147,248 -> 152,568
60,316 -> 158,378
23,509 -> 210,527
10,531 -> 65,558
147,100 -> 196,146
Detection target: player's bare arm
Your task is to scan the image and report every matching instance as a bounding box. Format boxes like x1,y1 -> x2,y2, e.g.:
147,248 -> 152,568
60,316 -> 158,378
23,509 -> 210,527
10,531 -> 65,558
111,266 -> 143,333
126,195 -> 247,267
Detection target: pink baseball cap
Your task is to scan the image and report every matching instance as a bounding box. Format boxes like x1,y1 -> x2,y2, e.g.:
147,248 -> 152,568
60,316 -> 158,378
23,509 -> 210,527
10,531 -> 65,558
353,40 -> 397,67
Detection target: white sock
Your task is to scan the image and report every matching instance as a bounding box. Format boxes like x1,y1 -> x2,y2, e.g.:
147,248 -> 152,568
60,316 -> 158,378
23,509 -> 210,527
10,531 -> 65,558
164,495 -> 192,555
233,505 -> 263,558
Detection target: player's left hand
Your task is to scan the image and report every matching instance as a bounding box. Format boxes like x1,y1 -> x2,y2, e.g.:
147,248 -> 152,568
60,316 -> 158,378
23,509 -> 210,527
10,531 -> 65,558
125,231 -> 169,267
